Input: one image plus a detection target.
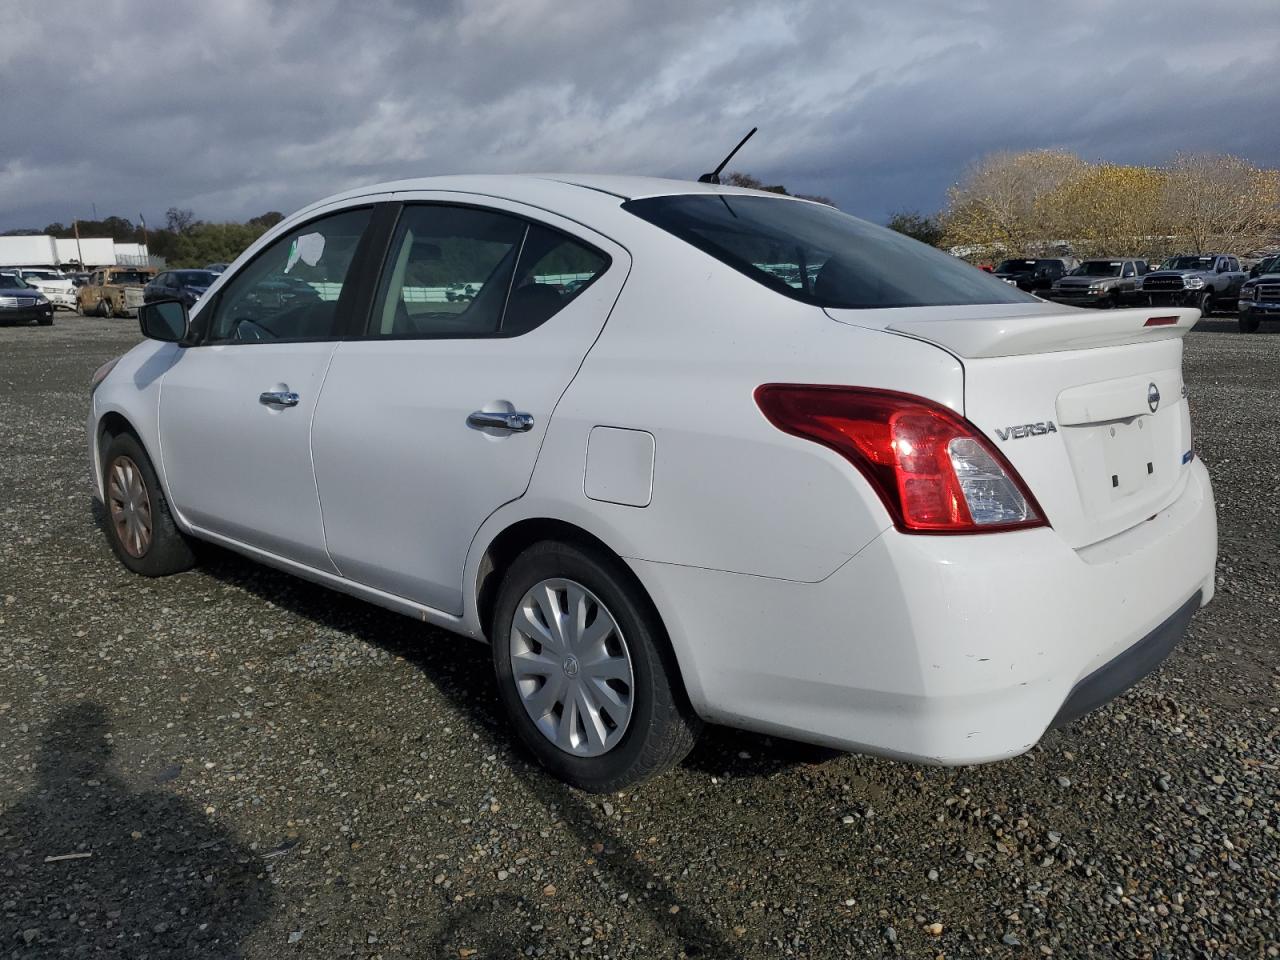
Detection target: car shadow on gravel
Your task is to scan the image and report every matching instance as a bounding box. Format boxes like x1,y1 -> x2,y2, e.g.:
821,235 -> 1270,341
196,546 -> 768,959
1193,316 -> 1280,334
0,703 -> 273,958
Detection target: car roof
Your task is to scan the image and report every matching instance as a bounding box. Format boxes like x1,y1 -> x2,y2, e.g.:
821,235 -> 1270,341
289,173 -> 809,223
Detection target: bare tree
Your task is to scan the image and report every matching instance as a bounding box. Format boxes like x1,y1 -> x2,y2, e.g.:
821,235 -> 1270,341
165,207 -> 196,235
1159,153 -> 1280,254
942,149 -> 1087,255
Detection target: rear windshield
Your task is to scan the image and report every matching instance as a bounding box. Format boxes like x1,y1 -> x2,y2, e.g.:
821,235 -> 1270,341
623,194 -> 1036,309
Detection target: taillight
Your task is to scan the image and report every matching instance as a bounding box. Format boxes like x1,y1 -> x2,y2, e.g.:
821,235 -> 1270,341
754,384 -> 1047,534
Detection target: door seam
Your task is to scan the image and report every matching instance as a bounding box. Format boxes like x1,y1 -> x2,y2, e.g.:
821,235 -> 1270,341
309,340 -> 345,575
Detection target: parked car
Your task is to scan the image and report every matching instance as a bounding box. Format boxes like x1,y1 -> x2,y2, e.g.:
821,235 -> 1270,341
77,266 -> 158,318
1246,253 -> 1280,279
144,269 -> 219,307
88,175 -> 1217,791
1046,258 -> 1147,308
1139,254 -> 1246,315
992,258 -> 1073,293
204,262 -> 230,274
1237,255 -> 1280,333
7,267 -> 78,310
0,271 -> 54,325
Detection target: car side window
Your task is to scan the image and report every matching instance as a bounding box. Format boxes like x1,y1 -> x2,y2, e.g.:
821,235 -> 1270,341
367,205 -> 609,339
369,205 -> 532,339
1122,262 -> 1135,278
503,224 -> 610,336
202,207 -> 372,344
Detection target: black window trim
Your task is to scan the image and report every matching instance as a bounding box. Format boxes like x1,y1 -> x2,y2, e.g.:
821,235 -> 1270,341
187,203 -> 383,348
347,199 -> 614,343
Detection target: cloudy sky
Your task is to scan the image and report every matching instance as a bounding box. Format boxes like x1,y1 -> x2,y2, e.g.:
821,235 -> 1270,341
3,0 -> 1278,231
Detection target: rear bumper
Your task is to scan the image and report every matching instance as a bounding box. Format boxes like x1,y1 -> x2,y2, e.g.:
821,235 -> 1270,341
1050,590 -> 1199,727
632,458 -> 1216,765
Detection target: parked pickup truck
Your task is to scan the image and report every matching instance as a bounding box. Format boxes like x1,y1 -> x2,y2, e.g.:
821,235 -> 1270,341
992,258 -> 1074,293
1237,254 -> 1280,333
76,266 -> 157,318
1139,254 -> 1246,315
1046,258 -> 1147,308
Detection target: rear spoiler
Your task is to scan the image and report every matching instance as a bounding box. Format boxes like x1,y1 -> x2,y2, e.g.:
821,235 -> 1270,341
884,307 -> 1200,359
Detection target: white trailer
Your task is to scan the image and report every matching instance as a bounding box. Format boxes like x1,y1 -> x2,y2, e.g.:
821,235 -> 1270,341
0,235 -> 58,268
55,237 -> 117,268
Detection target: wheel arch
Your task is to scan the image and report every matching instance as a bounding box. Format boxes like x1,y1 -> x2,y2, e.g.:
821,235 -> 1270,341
472,514 -> 700,721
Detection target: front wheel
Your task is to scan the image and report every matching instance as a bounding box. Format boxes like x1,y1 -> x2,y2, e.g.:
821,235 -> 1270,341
1239,315 -> 1261,333
491,540 -> 700,792
1196,291 -> 1213,317
101,432 -> 196,576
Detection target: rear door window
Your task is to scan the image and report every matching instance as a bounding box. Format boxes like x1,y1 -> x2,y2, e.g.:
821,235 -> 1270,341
367,205 -> 610,339
624,194 -> 1034,309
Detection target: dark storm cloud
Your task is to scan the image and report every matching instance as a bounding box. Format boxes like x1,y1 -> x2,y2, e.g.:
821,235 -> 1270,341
2,0 -> 1277,230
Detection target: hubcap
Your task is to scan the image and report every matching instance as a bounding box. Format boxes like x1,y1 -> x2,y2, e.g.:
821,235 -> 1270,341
106,455 -> 153,558
509,578 -> 634,757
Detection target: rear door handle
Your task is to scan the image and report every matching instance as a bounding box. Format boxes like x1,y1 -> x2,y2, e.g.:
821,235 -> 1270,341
467,410 -> 535,432
259,390 -> 300,408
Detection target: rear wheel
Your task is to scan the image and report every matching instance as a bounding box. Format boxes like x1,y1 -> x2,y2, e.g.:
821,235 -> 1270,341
98,298 -> 114,319
491,540 -> 700,792
101,432 -> 196,576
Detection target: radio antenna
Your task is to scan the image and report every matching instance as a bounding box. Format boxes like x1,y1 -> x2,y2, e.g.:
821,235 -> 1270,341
698,127 -> 758,185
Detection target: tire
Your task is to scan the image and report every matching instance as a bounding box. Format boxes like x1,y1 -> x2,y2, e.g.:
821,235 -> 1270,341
1239,315 -> 1261,333
98,298 -> 113,319
37,314 -> 52,326
491,540 -> 700,792
100,432 -> 196,577
1196,291 -> 1213,317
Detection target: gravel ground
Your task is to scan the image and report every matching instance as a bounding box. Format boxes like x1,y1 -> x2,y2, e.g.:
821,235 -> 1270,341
1,311 -> 1277,959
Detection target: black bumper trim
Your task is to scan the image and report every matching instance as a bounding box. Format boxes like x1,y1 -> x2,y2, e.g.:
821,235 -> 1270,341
1050,591 -> 1201,728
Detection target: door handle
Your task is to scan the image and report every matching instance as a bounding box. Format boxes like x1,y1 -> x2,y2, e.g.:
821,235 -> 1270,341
467,410 -> 535,432
259,390 -> 300,408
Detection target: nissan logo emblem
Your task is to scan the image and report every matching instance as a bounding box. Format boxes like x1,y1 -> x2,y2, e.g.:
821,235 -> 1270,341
1148,382 -> 1160,413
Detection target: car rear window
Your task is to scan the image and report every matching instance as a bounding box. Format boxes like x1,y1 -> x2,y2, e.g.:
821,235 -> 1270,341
623,194 -> 1036,309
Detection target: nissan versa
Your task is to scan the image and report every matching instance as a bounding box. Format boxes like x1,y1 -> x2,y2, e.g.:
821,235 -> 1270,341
88,176 -> 1217,791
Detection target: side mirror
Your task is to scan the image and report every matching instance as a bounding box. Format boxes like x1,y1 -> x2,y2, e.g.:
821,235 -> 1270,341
138,299 -> 189,343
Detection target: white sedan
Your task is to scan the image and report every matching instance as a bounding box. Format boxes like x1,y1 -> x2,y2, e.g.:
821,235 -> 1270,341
12,267 -> 78,309
88,175 -> 1217,791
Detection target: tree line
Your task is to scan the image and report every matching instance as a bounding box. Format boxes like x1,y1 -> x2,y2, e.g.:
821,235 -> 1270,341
889,150 -> 1280,260
2,208 -> 285,268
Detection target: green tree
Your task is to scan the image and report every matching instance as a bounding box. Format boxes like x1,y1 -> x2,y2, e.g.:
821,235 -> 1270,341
169,222 -> 270,268
886,210 -> 944,247
723,172 -> 835,206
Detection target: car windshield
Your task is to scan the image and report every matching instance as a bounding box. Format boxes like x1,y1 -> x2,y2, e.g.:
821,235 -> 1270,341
23,270 -> 59,281
109,271 -> 151,284
175,270 -> 216,286
1255,256 -> 1280,274
624,195 -> 1035,309
1070,261 -> 1123,277
995,260 -> 1039,273
1,273 -> 30,288
1162,256 -> 1215,270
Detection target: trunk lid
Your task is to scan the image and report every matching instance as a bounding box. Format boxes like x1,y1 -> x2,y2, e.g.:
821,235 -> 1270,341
826,304 -> 1199,548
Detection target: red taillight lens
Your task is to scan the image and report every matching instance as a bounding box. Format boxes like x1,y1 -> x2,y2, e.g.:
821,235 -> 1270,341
754,384 -> 1047,534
